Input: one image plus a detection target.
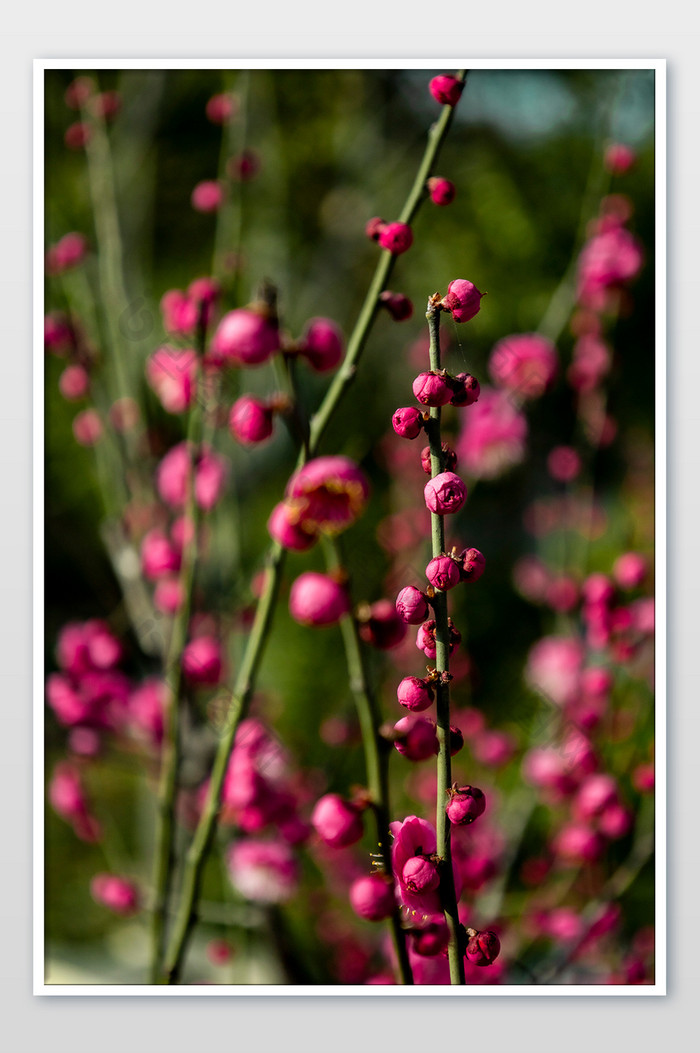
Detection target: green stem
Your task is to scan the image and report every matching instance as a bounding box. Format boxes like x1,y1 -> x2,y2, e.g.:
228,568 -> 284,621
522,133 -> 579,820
426,305 -> 465,985
323,537 -> 413,985
159,71 -> 468,984
148,323 -> 206,982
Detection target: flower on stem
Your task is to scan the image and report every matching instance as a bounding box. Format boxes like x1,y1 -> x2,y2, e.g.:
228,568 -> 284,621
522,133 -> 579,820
284,456 -> 369,536
449,372 -> 480,407
413,370 -> 454,407
392,715 -> 439,761
424,471 -> 467,515
464,928 -> 500,967
416,618 -> 461,659
488,334 -> 558,400
46,233 -> 88,275
426,554 -> 462,592
459,547 -> 486,583
298,317 -> 344,372
156,442 -> 228,511
267,502 -> 318,552
182,635 -> 224,686
397,676 -> 434,712
428,76 -> 464,107
395,586 -> 430,625
377,222 -> 413,255
392,406 -> 425,440
445,785 -> 486,826
441,279 -> 483,322
421,443 -> 457,474
427,177 -> 456,206
146,348 -> 198,414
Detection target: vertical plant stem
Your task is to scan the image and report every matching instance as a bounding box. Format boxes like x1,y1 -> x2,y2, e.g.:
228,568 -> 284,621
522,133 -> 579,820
323,536 -> 413,985
160,71 -> 469,983
425,305 -> 465,985
148,321 -> 206,982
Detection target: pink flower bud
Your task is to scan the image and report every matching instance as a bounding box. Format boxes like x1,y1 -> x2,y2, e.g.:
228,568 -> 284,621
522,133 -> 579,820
44,313 -> 74,355
191,179 -> 225,213
160,289 -> 198,336
424,471 -> 467,515
182,635 -> 224,686
365,216 -> 386,241
358,600 -> 407,649
489,333 -> 558,400
379,291 -> 413,320
64,121 -> 91,150
427,177 -> 456,205
604,143 -> 636,175
206,92 -> 238,124
441,278 -> 483,323
397,676 -> 434,712
446,785 -> 486,826
449,372 -> 480,407
460,547 -> 486,583
289,571 -> 350,627
311,793 -> 363,848
416,618 -> 461,659
392,406 -> 424,440
65,76 -> 95,109
59,364 -> 90,401
632,763 -> 654,793
465,930 -> 500,967
421,443 -> 458,474
377,222 -> 413,255
426,554 -> 461,592
412,370 -> 454,407
402,855 -> 440,893
547,445 -> 582,482
613,552 -> 647,590
349,873 -> 395,921
299,317 -> 344,372
72,408 -> 103,447
395,586 -> 430,624
267,501 -> 318,551
428,76 -> 464,107
411,919 -> 449,956
211,307 -> 280,366
90,874 -> 140,915
146,347 -> 197,414
141,529 -> 181,581
393,715 -> 439,761
229,395 -> 274,445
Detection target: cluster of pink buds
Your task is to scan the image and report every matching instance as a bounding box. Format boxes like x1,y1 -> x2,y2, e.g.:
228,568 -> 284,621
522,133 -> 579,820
365,217 -> 414,255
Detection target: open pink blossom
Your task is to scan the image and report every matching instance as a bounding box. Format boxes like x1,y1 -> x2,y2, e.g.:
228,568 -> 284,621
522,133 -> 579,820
524,635 -> 584,707
227,839 -> 298,904
489,334 -> 558,400
456,386 -> 527,479
284,456 -> 369,536
390,815 -> 441,913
